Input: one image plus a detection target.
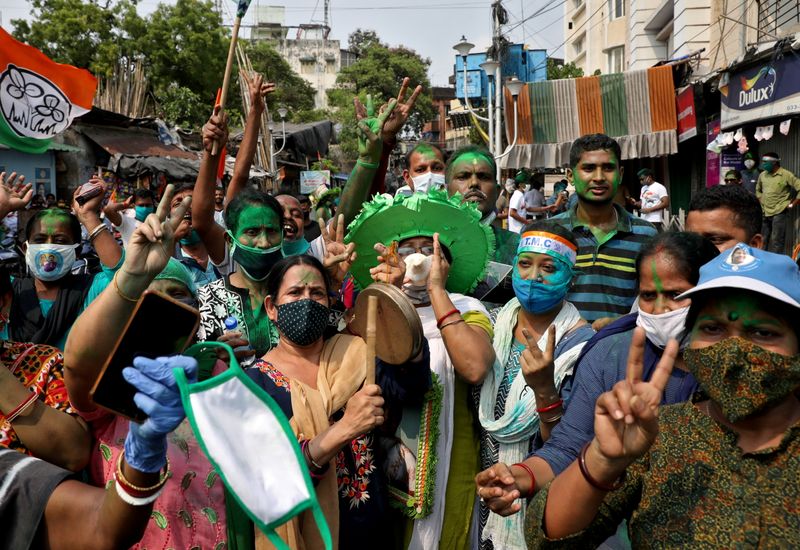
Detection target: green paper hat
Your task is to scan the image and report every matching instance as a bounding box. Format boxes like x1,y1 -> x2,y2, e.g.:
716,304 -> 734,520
345,188 -> 495,294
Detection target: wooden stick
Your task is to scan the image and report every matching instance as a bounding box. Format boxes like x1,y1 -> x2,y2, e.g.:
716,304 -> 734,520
211,16 -> 242,155
365,295 -> 378,385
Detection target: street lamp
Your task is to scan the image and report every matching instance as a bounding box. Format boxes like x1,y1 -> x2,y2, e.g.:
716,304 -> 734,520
479,58 -> 500,164
452,36 -> 488,124
495,77 -> 525,161
270,105 -> 289,179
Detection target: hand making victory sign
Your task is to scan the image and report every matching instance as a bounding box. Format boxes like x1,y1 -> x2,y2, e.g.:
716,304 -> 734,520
321,213 -> 357,285
589,327 -> 679,476
354,94 -> 397,165
380,77 -> 423,143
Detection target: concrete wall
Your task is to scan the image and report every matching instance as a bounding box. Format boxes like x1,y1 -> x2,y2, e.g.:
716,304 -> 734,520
276,38 -> 342,110
0,150 -> 56,200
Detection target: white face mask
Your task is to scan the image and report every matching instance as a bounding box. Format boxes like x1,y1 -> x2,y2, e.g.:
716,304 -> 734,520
523,184 -> 531,192
404,253 -> 432,285
25,243 -> 77,281
636,306 -> 690,349
410,172 -> 446,194
175,342 -> 333,548
744,159 -> 756,169
504,181 -> 516,194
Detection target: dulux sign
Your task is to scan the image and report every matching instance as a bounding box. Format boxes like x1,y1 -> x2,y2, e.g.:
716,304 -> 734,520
720,56 -> 800,129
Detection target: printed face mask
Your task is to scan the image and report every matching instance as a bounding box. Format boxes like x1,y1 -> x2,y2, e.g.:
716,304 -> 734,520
683,337 -> 800,423
135,205 -> 155,222
26,243 -> 77,281
276,299 -> 329,346
228,231 -> 284,281
411,172 -> 446,194
636,306 -> 690,349
174,342 -> 333,550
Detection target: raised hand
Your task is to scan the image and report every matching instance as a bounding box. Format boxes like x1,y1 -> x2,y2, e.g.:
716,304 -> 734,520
475,463 -> 523,516
354,94 -> 397,164
380,77 -> 423,143
370,240 -> 405,288
321,214 -> 356,285
72,176 -> 107,220
124,184 -> 191,279
592,327 -> 677,468
520,326 -> 557,393
427,233 -> 450,292
202,105 -> 229,153
0,171 -> 33,218
241,70 -> 276,114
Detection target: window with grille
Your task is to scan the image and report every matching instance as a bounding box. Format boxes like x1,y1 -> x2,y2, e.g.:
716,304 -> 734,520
758,0 -> 800,40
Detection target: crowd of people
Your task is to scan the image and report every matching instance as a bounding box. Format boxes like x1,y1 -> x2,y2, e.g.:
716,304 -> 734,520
1,73 -> 799,550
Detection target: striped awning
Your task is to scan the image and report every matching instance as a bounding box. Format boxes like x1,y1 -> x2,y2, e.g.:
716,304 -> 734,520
501,65 -> 679,168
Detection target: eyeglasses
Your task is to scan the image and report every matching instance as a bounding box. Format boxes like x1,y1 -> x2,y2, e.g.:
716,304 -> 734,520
398,245 -> 434,258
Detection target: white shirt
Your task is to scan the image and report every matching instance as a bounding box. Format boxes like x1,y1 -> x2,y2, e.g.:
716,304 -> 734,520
640,182 -> 668,223
524,188 -> 545,220
508,189 -> 526,233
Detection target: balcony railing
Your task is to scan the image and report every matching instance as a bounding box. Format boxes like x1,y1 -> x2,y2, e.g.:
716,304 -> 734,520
758,0 -> 800,40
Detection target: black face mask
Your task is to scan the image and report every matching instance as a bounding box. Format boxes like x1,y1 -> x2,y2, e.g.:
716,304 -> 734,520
276,299 -> 329,346
228,232 -> 284,281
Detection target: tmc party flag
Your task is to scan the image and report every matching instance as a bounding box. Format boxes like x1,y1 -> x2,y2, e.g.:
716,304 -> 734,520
236,0 -> 252,18
0,28 -> 97,154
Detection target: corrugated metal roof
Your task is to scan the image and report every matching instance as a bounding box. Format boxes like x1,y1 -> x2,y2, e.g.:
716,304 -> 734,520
80,125 -> 198,160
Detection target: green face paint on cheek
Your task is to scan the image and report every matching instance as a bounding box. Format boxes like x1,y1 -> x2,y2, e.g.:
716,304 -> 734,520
234,206 -> 280,241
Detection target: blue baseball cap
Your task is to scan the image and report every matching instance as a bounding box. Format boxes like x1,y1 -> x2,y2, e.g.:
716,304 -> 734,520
677,243 -> 800,308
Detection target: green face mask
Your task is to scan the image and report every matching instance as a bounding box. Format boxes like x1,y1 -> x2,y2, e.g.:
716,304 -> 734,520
684,337 -> 800,423
761,161 -> 774,172
228,231 -> 284,281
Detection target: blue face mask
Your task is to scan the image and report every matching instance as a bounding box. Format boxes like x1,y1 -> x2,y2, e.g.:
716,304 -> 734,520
282,237 -> 310,257
134,205 -> 155,222
511,255 -> 573,314
179,229 -> 201,246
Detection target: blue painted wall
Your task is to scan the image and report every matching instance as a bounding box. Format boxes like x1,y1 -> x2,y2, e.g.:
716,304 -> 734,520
454,45 -> 547,102
0,149 -> 56,198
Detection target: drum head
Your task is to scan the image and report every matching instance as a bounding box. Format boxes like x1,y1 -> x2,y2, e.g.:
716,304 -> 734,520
349,283 -> 423,365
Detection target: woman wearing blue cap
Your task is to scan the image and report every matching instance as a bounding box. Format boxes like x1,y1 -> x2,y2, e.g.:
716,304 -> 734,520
525,243 -> 800,547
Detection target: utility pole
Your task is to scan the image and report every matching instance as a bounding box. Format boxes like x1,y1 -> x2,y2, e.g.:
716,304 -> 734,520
323,0 -> 330,38
492,2 -> 503,183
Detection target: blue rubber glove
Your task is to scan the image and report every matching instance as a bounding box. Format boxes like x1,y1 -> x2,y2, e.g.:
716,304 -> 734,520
122,355 -> 198,473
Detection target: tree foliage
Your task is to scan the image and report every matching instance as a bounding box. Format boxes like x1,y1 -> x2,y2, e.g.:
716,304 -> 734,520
546,59 -> 584,80
328,29 -> 433,156
11,0 -> 314,129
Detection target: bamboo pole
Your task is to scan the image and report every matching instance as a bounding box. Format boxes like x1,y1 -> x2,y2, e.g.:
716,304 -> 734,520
212,17 -> 242,155
365,295 -> 378,385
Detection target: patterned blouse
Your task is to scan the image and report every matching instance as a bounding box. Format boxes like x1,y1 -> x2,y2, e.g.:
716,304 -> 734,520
0,341 -> 76,454
525,401 -> 800,548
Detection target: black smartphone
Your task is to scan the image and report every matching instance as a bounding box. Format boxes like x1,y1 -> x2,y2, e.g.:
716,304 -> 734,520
75,182 -> 104,206
90,290 -> 200,422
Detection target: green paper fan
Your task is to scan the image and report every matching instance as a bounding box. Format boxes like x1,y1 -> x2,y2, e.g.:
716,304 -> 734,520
345,188 -> 495,294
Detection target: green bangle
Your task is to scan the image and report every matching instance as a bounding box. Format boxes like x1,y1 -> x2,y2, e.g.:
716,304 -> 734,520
357,159 -> 379,169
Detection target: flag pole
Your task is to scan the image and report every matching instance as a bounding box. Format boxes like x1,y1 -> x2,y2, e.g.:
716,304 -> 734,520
211,15 -> 242,155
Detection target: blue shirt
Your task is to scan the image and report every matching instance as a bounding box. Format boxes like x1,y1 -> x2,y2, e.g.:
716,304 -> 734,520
547,204 -> 657,322
532,314 -> 698,475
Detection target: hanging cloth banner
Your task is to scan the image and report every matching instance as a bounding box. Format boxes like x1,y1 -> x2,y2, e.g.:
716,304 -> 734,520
174,341 -> 332,550
0,28 -> 97,154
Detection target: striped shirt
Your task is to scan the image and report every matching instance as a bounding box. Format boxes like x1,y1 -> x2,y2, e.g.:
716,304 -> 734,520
547,204 -> 657,322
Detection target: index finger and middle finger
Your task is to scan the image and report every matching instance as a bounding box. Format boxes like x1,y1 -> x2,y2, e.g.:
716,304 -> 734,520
625,327 -> 647,384
648,338 -> 678,392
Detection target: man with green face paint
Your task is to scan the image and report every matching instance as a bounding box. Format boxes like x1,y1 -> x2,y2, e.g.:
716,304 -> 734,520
546,134 -> 657,327
755,152 -> 800,253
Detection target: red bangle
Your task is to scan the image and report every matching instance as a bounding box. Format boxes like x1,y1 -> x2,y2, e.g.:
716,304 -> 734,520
511,462 -> 536,498
578,442 -> 626,492
4,391 -> 38,423
536,399 -> 563,414
436,308 -> 460,328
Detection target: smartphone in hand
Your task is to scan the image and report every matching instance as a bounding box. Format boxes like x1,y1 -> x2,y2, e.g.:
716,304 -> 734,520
90,290 -> 200,422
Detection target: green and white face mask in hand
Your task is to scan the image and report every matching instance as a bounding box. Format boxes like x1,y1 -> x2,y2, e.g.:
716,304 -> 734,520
173,341 -> 332,550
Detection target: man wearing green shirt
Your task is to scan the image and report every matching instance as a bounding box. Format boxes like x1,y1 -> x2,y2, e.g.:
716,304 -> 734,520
755,152 -> 800,253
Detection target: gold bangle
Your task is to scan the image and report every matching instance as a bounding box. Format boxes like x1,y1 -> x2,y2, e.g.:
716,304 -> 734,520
113,271 -> 140,303
439,318 -> 465,331
116,451 -> 170,493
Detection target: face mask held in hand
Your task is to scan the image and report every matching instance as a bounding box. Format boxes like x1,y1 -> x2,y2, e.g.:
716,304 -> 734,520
684,337 -> 800,423
26,243 -> 77,282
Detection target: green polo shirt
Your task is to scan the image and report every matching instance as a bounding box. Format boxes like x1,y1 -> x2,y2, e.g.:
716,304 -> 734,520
756,167 -> 800,217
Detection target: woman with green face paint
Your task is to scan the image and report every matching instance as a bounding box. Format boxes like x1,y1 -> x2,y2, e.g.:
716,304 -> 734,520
196,189 -> 285,366
525,244 -> 800,548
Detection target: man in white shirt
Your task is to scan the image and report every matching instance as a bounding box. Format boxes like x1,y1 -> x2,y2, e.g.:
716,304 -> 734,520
507,172 -> 528,234
635,168 -> 669,231
103,188 -> 156,247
